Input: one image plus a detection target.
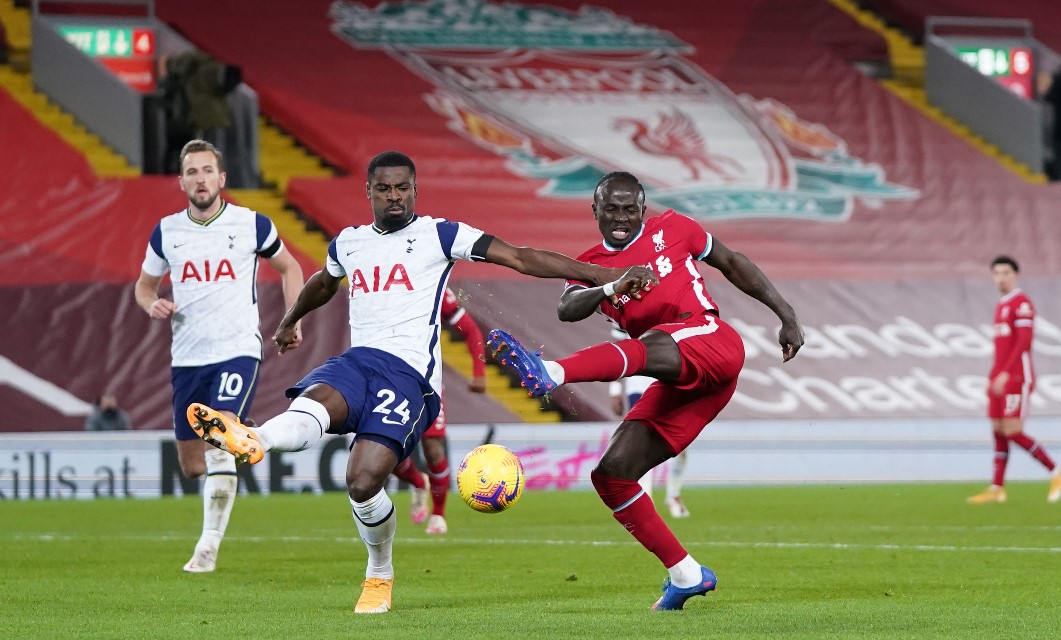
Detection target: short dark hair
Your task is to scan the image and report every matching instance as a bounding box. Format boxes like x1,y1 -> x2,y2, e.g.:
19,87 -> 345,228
367,151 -> 415,181
594,171 -> 644,202
991,255 -> 1020,272
179,139 -> 223,173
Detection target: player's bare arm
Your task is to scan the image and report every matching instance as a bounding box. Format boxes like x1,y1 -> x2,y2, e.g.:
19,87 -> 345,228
557,266 -> 657,322
482,237 -> 658,291
134,271 -> 178,320
273,269 -> 342,353
267,249 -> 306,351
704,238 -> 803,362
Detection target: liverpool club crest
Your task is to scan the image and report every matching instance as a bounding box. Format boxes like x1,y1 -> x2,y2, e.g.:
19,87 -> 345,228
331,0 -> 917,221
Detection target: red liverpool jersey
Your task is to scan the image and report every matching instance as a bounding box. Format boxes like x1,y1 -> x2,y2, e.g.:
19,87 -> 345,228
566,210 -> 717,338
992,288 -> 1035,381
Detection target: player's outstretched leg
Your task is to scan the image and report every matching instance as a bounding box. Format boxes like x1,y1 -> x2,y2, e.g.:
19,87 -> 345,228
486,329 -> 558,396
488,329 -> 650,397
187,404 -> 264,464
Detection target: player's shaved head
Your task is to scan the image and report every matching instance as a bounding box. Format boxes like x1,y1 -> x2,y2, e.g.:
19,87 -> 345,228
594,171 -> 645,205
368,151 -> 416,181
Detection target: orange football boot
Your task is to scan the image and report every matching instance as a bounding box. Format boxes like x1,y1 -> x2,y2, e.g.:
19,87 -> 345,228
186,404 -> 264,464
355,578 -> 394,614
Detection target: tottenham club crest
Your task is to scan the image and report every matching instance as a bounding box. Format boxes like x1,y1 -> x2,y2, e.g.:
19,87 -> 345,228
331,0 -> 918,222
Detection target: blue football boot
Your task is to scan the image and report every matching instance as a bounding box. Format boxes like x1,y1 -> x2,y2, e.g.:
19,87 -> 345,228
486,329 -> 557,397
651,566 -> 717,611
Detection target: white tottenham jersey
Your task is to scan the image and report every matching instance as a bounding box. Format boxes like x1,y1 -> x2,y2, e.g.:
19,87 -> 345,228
326,215 -> 487,395
141,202 -> 284,367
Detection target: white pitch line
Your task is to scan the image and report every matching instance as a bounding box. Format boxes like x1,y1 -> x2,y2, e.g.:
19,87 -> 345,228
9,533 -> 1061,554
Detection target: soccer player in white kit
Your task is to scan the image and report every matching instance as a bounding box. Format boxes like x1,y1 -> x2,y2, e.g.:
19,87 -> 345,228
186,150 -> 657,613
134,140 -> 304,573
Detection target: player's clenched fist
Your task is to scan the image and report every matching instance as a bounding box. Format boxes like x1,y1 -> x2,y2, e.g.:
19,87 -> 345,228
597,265 -> 657,305
618,265 -> 657,293
778,320 -> 804,362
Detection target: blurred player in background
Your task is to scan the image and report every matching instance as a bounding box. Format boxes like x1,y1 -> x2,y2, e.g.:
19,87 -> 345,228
185,151 -> 653,614
391,286 -> 488,534
490,171 -> 802,610
134,140 -> 305,572
609,327 -> 689,519
968,256 -> 1061,504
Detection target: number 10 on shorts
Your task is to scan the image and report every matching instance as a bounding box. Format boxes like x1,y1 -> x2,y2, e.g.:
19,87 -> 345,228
217,372 -> 244,402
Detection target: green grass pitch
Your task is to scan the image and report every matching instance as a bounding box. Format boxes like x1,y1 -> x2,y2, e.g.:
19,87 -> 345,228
4,483 -> 1061,639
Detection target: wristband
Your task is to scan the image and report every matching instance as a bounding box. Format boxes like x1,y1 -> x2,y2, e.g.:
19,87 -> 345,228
602,281 -> 617,297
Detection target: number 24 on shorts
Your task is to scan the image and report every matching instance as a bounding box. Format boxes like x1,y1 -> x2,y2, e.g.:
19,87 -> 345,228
373,389 -> 411,425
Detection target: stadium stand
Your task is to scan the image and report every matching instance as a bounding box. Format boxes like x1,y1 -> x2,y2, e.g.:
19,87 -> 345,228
5,0 -> 1061,429
146,0 -> 1061,422
863,0 -> 1061,50
0,84 -> 521,430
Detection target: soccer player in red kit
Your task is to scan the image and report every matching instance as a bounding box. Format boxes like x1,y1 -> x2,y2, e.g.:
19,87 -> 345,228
391,287 -> 488,533
488,172 -> 803,610
968,256 -> 1061,504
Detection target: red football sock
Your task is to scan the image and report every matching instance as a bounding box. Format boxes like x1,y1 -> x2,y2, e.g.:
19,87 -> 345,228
555,339 -> 648,384
591,470 -> 687,568
393,457 -> 426,489
992,432 -> 1009,487
1009,432 -> 1056,472
428,458 -> 450,516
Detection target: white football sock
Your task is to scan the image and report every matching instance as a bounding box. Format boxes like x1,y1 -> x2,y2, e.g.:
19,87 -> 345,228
666,451 -> 687,501
351,489 -> 396,580
668,554 -> 703,589
198,448 -> 237,550
255,397 -> 330,452
544,360 -> 566,385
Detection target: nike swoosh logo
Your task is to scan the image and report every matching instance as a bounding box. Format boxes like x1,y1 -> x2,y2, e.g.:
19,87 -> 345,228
346,250 -> 357,256
173,243 -> 187,248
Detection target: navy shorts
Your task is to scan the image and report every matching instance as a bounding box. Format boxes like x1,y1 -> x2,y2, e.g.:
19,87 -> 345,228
171,356 -> 260,441
285,347 -> 440,462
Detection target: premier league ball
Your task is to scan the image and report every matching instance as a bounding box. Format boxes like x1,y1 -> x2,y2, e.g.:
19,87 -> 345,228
456,444 -> 525,513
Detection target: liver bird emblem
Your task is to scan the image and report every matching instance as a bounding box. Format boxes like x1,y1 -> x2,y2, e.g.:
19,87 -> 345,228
613,108 -> 743,182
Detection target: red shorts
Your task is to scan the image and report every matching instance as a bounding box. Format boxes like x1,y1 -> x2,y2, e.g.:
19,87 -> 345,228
987,378 -> 1033,419
625,315 -> 745,454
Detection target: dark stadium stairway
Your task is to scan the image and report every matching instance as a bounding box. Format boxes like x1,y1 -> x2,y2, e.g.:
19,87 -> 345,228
827,0 -> 1047,183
